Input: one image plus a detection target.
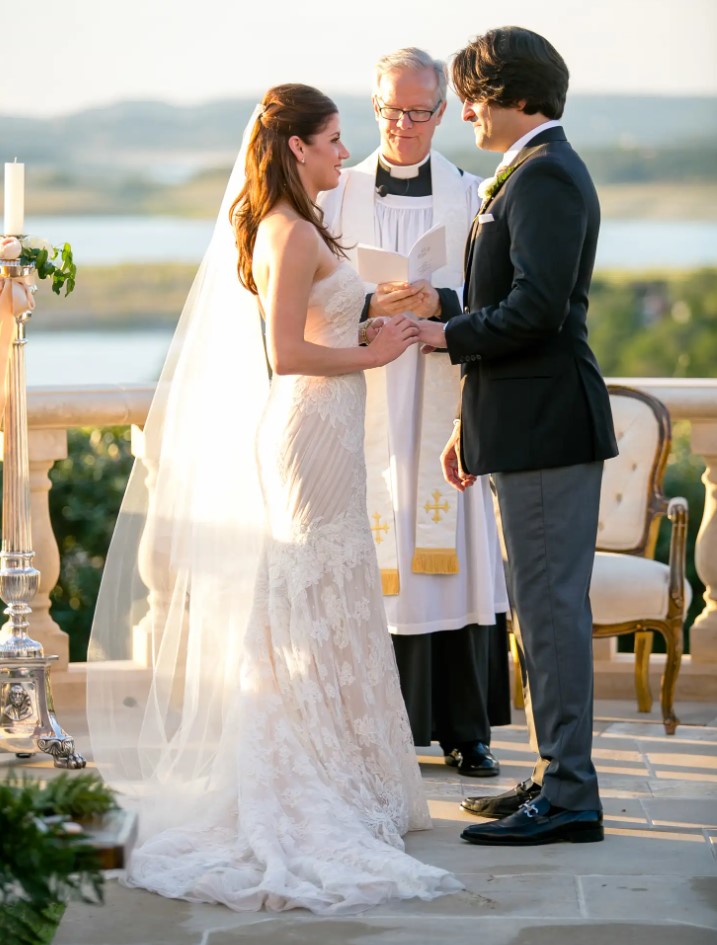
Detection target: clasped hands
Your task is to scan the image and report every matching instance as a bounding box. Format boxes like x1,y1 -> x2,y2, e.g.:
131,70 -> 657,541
368,279 -> 446,352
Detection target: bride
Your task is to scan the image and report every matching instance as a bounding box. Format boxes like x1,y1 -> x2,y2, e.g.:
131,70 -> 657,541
86,83 -> 462,914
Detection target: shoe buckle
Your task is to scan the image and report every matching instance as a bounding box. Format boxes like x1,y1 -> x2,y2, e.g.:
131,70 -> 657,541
523,801 -> 540,818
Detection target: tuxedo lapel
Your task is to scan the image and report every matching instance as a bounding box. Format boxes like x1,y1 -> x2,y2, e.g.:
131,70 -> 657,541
464,127 -> 569,296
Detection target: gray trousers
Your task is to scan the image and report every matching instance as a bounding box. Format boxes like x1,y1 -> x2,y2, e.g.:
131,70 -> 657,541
493,461 -> 603,811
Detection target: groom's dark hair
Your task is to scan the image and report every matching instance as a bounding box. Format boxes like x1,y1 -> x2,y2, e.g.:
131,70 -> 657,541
451,27 -> 569,119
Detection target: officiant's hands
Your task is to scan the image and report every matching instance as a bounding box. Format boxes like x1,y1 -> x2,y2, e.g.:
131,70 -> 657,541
441,422 -> 477,493
405,280 -> 441,319
368,280 -> 440,319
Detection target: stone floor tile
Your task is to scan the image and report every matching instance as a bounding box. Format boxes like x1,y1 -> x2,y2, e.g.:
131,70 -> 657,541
579,873 -> 717,927
55,881 -> 204,945
606,721 -> 717,743
204,918 -> 717,945
647,778 -> 717,798
43,698 -> 717,945
642,797 -> 717,830
408,872 -> 583,919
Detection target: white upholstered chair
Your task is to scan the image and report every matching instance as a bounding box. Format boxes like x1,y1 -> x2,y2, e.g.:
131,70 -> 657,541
509,385 -> 691,735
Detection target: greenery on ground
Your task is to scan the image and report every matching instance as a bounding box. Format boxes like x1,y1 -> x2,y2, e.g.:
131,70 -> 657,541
0,773 -> 115,944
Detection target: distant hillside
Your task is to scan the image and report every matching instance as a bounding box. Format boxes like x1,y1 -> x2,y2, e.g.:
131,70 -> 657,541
3,94 -> 715,220
3,94 -> 716,178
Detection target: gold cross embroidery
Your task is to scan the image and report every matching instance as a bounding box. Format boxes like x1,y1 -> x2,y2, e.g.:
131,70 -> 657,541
370,512 -> 390,544
424,490 -> 450,523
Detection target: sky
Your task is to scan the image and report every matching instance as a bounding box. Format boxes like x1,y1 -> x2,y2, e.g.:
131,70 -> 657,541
3,0 -> 716,117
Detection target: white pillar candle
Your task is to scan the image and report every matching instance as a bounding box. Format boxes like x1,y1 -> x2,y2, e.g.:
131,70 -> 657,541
4,161 -> 25,235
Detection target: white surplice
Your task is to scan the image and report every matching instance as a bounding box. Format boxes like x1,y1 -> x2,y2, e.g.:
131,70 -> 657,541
320,150 -> 509,635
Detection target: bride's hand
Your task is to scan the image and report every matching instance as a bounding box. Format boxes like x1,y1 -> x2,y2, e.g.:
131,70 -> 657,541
364,317 -> 387,343
367,313 -> 419,365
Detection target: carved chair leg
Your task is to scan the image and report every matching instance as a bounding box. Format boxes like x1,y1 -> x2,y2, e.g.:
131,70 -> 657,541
509,630 -> 525,710
660,618 -> 683,736
634,630 -> 654,713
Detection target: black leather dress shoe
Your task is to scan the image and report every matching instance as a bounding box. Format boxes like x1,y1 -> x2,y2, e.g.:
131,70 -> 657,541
461,778 -> 540,818
458,742 -> 500,777
461,795 -> 604,845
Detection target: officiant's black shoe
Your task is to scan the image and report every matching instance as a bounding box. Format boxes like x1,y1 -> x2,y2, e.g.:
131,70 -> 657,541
458,742 -> 500,777
460,795 -> 604,846
461,778 -> 540,818
443,749 -> 461,768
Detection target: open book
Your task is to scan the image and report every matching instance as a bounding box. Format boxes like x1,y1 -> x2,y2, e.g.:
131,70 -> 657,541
356,223 -> 447,285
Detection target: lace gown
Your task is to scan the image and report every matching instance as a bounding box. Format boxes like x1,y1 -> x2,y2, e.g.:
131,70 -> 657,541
126,263 -> 461,914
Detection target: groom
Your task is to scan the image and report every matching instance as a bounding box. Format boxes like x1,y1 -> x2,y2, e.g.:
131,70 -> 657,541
417,26 -> 618,845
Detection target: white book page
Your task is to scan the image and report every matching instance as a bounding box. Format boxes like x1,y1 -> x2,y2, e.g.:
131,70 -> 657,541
407,224 -> 446,282
356,224 -> 446,285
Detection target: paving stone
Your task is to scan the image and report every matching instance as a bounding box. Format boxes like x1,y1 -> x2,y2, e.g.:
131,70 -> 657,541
55,881 -> 204,945
607,721 -> 717,743
642,797 -> 717,829
580,874 -> 717,927
647,778 -> 717,799
204,918 -> 717,945
47,699 -> 717,945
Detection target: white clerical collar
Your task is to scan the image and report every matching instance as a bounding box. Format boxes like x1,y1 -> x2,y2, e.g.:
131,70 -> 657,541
502,120 -> 562,167
378,151 -> 430,179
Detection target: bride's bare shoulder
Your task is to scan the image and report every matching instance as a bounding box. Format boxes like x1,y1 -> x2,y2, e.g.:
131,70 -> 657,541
253,207 -> 321,294
256,205 -> 319,254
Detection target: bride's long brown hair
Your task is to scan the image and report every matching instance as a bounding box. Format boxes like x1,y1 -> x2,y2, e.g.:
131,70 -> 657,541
230,84 -> 346,295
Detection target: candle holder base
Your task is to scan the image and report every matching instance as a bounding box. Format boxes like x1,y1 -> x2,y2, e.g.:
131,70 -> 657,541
0,260 -> 34,279
0,656 -> 86,768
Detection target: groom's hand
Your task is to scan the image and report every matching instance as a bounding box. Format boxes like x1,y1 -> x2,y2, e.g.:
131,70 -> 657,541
441,423 -> 476,493
416,319 -> 446,353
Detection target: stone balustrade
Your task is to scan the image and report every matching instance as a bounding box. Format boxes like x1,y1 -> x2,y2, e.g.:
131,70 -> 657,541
3,378 -> 716,708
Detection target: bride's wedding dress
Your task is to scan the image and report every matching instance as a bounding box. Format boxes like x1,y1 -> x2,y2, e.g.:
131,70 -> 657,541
121,262 -> 461,913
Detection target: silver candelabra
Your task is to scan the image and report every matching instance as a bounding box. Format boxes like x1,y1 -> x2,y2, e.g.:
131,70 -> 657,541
0,257 -> 85,767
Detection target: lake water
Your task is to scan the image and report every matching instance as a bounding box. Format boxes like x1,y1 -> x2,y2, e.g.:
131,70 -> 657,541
27,214 -> 717,270
22,213 -> 717,387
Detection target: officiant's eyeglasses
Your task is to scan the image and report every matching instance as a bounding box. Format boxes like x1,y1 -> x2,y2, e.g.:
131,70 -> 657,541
377,100 -> 443,123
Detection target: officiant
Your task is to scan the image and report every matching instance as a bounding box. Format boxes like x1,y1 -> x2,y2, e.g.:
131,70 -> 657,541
319,47 -> 510,775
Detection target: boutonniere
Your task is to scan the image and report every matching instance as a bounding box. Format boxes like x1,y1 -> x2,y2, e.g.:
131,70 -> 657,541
477,165 -> 516,204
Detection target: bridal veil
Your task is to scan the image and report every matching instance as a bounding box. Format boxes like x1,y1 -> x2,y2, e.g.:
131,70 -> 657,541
86,107 -> 270,828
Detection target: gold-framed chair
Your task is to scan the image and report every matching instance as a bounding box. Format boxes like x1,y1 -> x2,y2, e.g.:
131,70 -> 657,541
509,385 -> 691,735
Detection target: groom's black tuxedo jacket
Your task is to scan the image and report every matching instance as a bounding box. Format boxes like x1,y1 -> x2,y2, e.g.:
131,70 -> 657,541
444,127 -> 618,476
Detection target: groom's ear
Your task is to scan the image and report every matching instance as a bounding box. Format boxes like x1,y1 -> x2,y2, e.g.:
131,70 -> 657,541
372,95 -> 381,122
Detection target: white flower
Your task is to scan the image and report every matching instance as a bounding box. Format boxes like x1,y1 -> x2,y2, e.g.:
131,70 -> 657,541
477,176 -> 497,200
477,166 -> 516,203
21,235 -> 55,254
0,236 -> 22,260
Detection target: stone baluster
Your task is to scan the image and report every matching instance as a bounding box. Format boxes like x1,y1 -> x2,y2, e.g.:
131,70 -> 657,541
1,427 -> 70,668
130,424 -> 184,668
689,420 -> 717,662
27,428 -> 70,668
